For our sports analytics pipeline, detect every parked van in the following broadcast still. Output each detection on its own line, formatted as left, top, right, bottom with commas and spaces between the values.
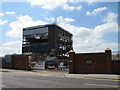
44, 56, 58, 69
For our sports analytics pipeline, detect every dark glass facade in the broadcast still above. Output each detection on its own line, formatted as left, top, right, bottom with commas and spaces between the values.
22, 24, 73, 60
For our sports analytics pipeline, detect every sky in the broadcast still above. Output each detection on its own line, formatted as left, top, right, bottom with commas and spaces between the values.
0, 0, 119, 57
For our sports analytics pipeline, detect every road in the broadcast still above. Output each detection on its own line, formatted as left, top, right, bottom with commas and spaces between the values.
1, 69, 119, 89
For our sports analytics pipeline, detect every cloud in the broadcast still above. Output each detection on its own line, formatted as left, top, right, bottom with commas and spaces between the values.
27, 0, 68, 10
0, 20, 8, 25
103, 12, 118, 23
76, 5, 82, 10
5, 11, 16, 15
0, 12, 4, 16
7, 15, 74, 38
27, 0, 82, 11
93, 7, 107, 15
87, 7, 107, 16
94, 22, 118, 34
64, 17, 75, 22
86, 11, 91, 16
62, 4, 75, 10
45, 16, 75, 23
82, 0, 119, 5
5, 12, 118, 55
57, 16, 75, 23
6, 15, 48, 38
84, 0, 97, 5
58, 22, 118, 52
0, 11, 16, 17
1, 41, 21, 57
45, 17, 55, 22
58, 12, 118, 52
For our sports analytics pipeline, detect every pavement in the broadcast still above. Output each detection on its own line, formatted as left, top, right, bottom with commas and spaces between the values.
1, 68, 120, 81
65, 74, 120, 81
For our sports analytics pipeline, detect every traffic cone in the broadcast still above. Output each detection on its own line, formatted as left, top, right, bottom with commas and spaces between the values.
55, 67, 57, 70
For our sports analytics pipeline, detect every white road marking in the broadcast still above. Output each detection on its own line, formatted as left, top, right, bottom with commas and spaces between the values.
56, 76, 65, 77
38, 74, 49, 76
84, 83, 119, 88
26, 78, 35, 80
37, 74, 65, 77
0, 85, 6, 87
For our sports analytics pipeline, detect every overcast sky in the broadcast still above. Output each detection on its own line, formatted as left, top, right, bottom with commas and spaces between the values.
0, 0, 119, 56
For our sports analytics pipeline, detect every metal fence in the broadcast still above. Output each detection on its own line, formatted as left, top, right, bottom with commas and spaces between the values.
112, 51, 120, 61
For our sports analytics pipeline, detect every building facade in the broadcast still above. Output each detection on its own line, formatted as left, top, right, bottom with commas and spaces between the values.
22, 23, 73, 61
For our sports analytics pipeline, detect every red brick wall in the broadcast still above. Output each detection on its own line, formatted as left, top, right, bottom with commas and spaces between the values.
69, 52, 75, 73
2, 55, 30, 70
69, 49, 112, 74
13, 55, 29, 70
112, 61, 120, 74
74, 53, 106, 73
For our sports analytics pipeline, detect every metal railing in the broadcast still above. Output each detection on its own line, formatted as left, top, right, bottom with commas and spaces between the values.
112, 51, 120, 61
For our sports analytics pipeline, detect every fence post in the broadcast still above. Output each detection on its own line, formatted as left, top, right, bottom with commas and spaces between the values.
69, 50, 75, 74
105, 48, 112, 73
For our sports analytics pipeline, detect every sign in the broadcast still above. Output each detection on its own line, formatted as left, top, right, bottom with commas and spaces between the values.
85, 58, 93, 65
28, 56, 31, 62
86, 60, 92, 64
29, 56, 31, 59
69, 60, 72, 63
60, 62, 64, 66
34, 61, 45, 69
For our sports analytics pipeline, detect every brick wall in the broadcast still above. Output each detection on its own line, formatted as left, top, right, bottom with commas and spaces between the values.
2, 55, 30, 70
74, 53, 106, 73
69, 48, 117, 74
13, 55, 29, 70
112, 61, 120, 74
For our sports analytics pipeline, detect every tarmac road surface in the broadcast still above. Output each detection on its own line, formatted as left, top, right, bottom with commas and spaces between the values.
1, 69, 120, 89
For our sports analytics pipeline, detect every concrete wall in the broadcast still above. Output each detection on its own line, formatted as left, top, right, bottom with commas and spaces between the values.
69, 49, 119, 74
